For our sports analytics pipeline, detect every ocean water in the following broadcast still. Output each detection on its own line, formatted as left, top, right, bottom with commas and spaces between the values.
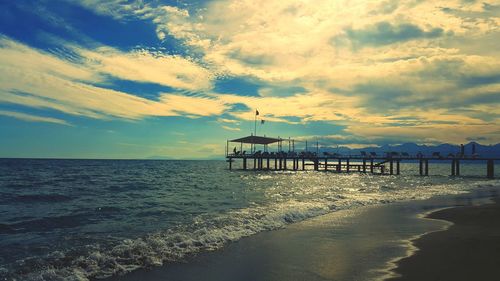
0, 159, 499, 281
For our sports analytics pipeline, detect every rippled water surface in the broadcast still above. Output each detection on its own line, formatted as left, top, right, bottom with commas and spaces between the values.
0, 159, 498, 280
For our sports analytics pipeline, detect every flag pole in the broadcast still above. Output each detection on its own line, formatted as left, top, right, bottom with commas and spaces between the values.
254, 114, 257, 137
253, 110, 257, 154
254, 109, 258, 137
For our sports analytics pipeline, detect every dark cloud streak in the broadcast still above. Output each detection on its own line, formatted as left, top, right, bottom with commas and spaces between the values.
343, 22, 445, 47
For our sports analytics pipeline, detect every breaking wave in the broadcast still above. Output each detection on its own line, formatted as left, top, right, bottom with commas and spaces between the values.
1, 159, 499, 281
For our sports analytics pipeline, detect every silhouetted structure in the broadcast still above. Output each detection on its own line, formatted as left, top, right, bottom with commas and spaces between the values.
225, 135, 498, 178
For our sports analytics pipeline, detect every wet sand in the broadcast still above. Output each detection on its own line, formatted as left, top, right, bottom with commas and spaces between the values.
105, 204, 441, 281
104, 187, 499, 281
391, 198, 500, 281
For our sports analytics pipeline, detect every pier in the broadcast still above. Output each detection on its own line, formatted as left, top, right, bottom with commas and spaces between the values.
225, 136, 498, 178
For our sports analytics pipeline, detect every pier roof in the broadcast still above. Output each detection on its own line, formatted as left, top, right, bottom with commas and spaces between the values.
230, 135, 281, 145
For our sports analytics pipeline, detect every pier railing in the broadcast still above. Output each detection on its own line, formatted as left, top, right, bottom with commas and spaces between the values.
226, 153, 497, 178
225, 135, 497, 178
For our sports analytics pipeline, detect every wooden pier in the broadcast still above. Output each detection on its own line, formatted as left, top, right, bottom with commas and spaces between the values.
225, 136, 498, 178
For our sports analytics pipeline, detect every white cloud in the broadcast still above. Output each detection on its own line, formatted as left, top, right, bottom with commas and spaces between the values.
77, 46, 213, 91
345, 123, 500, 144
221, 125, 241, 131
0, 110, 72, 126
217, 91, 362, 124
3, 0, 500, 145
0, 36, 226, 120
217, 118, 240, 124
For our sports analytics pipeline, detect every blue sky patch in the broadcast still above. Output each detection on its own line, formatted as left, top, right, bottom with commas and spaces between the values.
214, 76, 263, 96
92, 76, 177, 101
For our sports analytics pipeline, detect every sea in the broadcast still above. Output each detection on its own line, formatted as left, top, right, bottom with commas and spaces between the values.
0, 158, 499, 281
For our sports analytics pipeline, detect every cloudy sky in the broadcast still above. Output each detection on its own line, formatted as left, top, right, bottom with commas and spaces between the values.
0, 0, 499, 158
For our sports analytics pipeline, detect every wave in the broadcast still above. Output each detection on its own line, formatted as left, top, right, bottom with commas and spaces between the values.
11, 194, 73, 203
4, 179, 500, 281
3, 200, 334, 280
3, 214, 91, 234
2, 206, 122, 234
0, 224, 16, 234
0, 193, 72, 205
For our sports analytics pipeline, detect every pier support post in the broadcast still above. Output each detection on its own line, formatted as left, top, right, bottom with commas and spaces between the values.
229, 158, 232, 170
396, 160, 400, 175
279, 158, 282, 170
284, 158, 287, 170
253, 158, 256, 170
487, 160, 494, 178
337, 159, 342, 172
275, 158, 278, 170
390, 160, 394, 175
243, 158, 247, 170
302, 158, 305, 171
314, 159, 319, 171
363, 159, 366, 173
425, 160, 429, 176
419, 160, 423, 176
455, 160, 460, 176
346, 159, 350, 173
325, 158, 328, 171
451, 159, 456, 176
267, 158, 270, 170
370, 159, 374, 173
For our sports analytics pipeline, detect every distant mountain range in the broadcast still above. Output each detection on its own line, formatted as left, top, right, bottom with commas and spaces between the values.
321, 142, 500, 158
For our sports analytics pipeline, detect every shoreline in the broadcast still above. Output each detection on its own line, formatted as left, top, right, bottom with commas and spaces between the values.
376, 208, 454, 281
389, 196, 500, 281
105, 186, 500, 281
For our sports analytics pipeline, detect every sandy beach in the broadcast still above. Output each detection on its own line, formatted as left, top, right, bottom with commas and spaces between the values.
390, 196, 500, 281
105, 186, 500, 281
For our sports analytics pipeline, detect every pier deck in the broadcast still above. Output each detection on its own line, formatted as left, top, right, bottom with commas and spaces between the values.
226, 154, 497, 178
225, 135, 498, 178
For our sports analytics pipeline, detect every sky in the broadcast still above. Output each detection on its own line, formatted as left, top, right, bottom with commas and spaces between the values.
0, 0, 499, 159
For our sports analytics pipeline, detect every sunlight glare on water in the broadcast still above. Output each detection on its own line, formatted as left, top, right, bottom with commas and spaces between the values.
0, 159, 498, 280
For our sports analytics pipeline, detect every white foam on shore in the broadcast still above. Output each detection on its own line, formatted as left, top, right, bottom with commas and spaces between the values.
14, 178, 500, 281
373, 194, 499, 281
373, 210, 454, 281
